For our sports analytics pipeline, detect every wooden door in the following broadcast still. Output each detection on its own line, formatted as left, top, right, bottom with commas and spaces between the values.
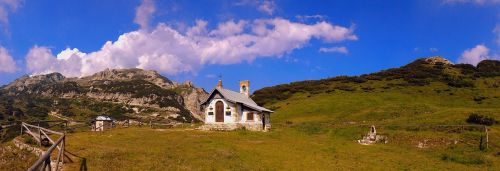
215, 101, 224, 122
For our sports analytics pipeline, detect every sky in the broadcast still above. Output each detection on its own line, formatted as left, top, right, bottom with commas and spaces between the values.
0, 0, 499, 92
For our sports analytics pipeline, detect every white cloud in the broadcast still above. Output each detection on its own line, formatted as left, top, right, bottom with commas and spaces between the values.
258, 0, 275, 15
234, 0, 277, 15
429, 48, 439, 53
0, 0, 22, 33
0, 45, 17, 72
209, 20, 247, 37
134, 0, 156, 30
457, 44, 498, 65
296, 15, 327, 22
25, 2, 357, 78
319, 46, 349, 54
25, 46, 85, 76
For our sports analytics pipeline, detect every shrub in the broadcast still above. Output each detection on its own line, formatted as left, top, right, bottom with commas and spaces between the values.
406, 78, 430, 86
22, 134, 35, 145
466, 113, 497, 126
476, 60, 500, 77
361, 86, 375, 91
349, 77, 368, 83
361, 74, 383, 81
444, 76, 474, 88
473, 95, 486, 103
453, 64, 477, 76
335, 85, 356, 91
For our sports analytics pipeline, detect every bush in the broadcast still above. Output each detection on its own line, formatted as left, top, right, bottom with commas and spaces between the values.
473, 96, 486, 102
466, 113, 497, 126
406, 78, 430, 86
444, 76, 474, 88
22, 134, 36, 145
361, 74, 383, 81
335, 85, 356, 91
349, 77, 368, 83
476, 60, 500, 77
361, 86, 375, 91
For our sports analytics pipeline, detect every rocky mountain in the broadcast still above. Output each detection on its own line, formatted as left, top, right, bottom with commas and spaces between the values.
0, 68, 208, 123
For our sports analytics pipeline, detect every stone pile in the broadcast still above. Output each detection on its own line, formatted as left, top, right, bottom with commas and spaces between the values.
357, 125, 388, 145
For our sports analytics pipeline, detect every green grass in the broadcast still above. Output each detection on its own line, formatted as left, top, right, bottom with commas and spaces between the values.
3, 61, 500, 170
267, 79, 500, 125
62, 126, 498, 170
0, 142, 38, 171
57, 77, 500, 170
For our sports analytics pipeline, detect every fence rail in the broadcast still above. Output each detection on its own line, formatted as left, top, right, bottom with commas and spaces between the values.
21, 122, 66, 171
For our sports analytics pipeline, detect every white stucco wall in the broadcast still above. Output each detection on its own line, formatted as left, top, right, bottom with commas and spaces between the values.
205, 98, 238, 123
241, 109, 261, 123
204, 98, 266, 125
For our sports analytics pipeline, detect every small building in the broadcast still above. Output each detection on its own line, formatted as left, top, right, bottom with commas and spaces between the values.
200, 80, 273, 131
92, 115, 115, 131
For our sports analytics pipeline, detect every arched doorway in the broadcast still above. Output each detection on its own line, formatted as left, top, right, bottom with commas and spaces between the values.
215, 101, 224, 122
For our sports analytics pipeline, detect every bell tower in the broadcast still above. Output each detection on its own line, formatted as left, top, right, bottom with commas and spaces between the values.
217, 80, 223, 88
240, 80, 250, 97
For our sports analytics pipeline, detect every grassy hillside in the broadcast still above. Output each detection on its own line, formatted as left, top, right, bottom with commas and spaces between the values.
5, 58, 500, 170
260, 78, 499, 125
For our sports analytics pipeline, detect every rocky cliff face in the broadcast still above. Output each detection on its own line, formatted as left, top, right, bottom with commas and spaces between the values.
2, 68, 207, 123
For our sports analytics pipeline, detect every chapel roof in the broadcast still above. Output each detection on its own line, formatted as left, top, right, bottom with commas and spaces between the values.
202, 87, 273, 113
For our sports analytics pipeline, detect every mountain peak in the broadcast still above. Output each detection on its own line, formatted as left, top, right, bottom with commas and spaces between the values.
79, 68, 176, 89
4, 72, 65, 90
422, 56, 453, 65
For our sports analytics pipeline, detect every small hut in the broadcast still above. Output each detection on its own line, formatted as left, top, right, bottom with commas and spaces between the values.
92, 115, 115, 131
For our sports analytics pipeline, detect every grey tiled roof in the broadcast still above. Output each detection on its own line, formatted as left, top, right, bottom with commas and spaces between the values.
95, 116, 114, 121
202, 87, 273, 113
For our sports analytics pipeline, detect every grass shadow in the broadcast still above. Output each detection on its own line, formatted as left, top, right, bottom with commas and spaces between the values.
64, 150, 87, 171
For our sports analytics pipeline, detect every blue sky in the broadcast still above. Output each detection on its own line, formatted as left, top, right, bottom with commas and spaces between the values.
0, 0, 499, 92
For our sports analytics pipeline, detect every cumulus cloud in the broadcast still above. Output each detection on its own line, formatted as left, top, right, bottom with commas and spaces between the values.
258, 0, 275, 15
296, 15, 327, 22
319, 46, 349, 54
0, 45, 17, 72
209, 20, 247, 37
457, 44, 498, 65
25, 1, 357, 77
134, 0, 156, 30
0, 0, 22, 33
25, 46, 86, 76
236, 0, 276, 15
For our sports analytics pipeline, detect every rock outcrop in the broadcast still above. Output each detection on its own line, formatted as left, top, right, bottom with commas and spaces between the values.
423, 56, 453, 65
2, 68, 208, 123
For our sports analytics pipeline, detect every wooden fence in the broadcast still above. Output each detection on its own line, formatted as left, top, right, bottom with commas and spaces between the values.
21, 122, 66, 171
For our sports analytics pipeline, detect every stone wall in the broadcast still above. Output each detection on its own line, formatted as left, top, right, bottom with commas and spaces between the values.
198, 123, 270, 132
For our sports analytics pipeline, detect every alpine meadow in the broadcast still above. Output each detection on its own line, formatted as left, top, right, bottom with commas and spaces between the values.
1, 0, 500, 170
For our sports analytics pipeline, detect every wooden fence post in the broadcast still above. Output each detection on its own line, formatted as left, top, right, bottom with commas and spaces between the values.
485, 126, 489, 150
38, 121, 42, 146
